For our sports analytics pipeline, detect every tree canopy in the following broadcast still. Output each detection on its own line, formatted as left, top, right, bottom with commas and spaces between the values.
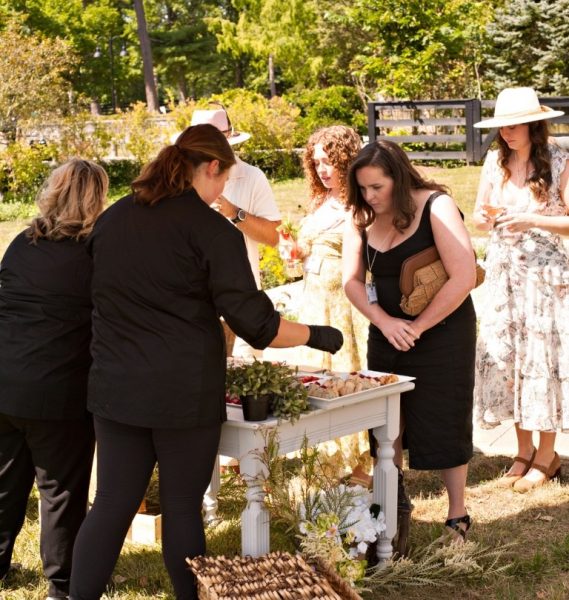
0, 20, 75, 139
485, 0, 569, 95
0, 0, 567, 123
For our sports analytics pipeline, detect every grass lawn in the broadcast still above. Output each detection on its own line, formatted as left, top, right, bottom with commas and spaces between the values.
0, 220, 28, 258
0, 165, 482, 260
2, 453, 568, 599
268, 164, 481, 236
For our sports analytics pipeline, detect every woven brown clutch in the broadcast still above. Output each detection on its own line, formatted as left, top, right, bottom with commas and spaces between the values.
399, 245, 485, 316
186, 551, 363, 600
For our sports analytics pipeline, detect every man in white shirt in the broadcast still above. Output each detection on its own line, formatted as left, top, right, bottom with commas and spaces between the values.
177, 107, 282, 355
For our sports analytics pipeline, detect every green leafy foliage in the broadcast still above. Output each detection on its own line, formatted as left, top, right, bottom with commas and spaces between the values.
103, 160, 141, 191
286, 86, 367, 145
0, 201, 36, 222
0, 20, 76, 140
0, 141, 57, 203
212, 90, 303, 179
349, 0, 495, 99
119, 101, 166, 165
259, 244, 289, 290
485, 0, 569, 94
225, 360, 310, 422
56, 112, 114, 163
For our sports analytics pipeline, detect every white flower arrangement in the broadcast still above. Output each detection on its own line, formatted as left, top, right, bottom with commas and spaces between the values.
297, 483, 386, 586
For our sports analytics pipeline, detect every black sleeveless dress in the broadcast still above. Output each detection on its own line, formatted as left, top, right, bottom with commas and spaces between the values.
365, 194, 476, 470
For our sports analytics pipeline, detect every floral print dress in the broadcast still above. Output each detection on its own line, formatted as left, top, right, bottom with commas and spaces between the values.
474, 144, 569, 432
296, 198, 370, 472
296, 198, 368, 373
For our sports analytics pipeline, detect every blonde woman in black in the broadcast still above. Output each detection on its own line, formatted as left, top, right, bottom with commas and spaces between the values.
0, 159, 108, 599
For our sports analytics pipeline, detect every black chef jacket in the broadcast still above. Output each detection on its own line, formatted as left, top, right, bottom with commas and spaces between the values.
86, 189, 280, 429
0, 231, 93, 419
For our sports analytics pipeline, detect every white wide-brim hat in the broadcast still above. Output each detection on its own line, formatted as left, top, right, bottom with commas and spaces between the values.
170, 108, 251, 145
474, 87, 565, 128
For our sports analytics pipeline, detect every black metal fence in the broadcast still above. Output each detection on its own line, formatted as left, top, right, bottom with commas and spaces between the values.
367, 97, 569, 163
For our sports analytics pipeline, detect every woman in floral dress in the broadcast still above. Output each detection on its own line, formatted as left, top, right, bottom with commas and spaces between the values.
294, 125, 370, 476
295, 125, 368, 373
473, 87, 569, 492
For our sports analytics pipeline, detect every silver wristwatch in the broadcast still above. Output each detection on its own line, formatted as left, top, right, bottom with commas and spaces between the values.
231, 209, 247, 224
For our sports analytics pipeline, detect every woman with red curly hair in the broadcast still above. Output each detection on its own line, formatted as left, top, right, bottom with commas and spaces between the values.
295, 125, 368, 373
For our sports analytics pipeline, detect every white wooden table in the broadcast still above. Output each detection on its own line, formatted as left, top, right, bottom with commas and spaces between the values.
204, 377, 415, 562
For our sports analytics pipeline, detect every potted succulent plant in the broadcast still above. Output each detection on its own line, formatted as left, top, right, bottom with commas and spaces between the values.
226, 360, 311, 423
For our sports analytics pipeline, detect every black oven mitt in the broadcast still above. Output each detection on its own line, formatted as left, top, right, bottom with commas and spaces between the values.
306, 325, 344, 354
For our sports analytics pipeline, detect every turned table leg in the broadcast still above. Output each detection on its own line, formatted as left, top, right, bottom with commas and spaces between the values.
239, 449, 269, 557
203, 454, 221, 523
372, 394, 400, 562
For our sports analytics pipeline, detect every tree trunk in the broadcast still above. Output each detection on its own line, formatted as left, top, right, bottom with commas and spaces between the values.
176, 77, 188, 103
235, 61, 244, 88
90, 100, 101, 116
133, 0, 159, 113
268, 54, 276, 98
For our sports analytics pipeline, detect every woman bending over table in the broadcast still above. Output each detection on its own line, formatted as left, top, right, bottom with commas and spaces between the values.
68, 124, 342, 600
342, 140, 477, 543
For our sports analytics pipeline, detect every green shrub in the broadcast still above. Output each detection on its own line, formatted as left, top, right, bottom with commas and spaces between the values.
168, 99, 198, 137
173, 89, 303, 180
0, 141, 57, 203
56, 112, 113, 162
0, 201, 36, 221
103, 159, 141, 190
118, 101, 166, 165
286, 86, 367, 145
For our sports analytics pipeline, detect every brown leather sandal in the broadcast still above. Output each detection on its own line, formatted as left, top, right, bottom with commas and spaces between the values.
495, 447, 536, 488
513, 452, 562, 493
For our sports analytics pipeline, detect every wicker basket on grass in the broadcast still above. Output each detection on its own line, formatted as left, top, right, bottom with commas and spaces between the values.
186, 551, 362, 600
221, 319, 236, 357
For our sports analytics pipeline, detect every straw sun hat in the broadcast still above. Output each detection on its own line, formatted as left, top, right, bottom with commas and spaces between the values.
474, 87, 565, 128
171, 108, 251, 145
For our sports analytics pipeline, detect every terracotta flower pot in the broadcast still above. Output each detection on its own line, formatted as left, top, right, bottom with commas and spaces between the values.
241, 394, 271, 421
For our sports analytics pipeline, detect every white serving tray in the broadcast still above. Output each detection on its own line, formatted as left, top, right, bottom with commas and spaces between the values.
305, 369, 415, 409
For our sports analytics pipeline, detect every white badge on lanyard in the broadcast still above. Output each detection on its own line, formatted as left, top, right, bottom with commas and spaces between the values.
304, 254, 322, 275
365, 271, 378, 304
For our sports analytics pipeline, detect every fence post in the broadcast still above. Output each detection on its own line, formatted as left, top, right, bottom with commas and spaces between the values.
368, 103, 377, 142
464, 99, 482, 163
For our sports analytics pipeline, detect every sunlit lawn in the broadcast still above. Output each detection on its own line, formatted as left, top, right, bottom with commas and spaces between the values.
0, 165, 482, 260
2, 453, 568, 599
270, 164, 481, 236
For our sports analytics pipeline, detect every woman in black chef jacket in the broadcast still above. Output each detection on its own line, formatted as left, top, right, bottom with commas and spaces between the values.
0, 159, 108, 599
69, 124, 343, 600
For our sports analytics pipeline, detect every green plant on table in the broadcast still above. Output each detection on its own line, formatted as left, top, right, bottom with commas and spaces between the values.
225, 360, 310, 423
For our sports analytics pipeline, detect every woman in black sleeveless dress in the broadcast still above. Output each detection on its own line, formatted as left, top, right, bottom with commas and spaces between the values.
342, 140, 476, 541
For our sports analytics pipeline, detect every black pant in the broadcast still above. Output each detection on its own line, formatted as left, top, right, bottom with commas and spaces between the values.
0, 412, 95, 598
69, 416, 221, 600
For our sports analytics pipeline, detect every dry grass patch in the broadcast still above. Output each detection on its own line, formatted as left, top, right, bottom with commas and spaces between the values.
1, 453, 567, 599
382, 453, 569, 600
0, 220, 27, 258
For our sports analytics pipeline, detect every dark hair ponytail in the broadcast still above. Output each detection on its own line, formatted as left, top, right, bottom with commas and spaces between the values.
132, 124, 235, 206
